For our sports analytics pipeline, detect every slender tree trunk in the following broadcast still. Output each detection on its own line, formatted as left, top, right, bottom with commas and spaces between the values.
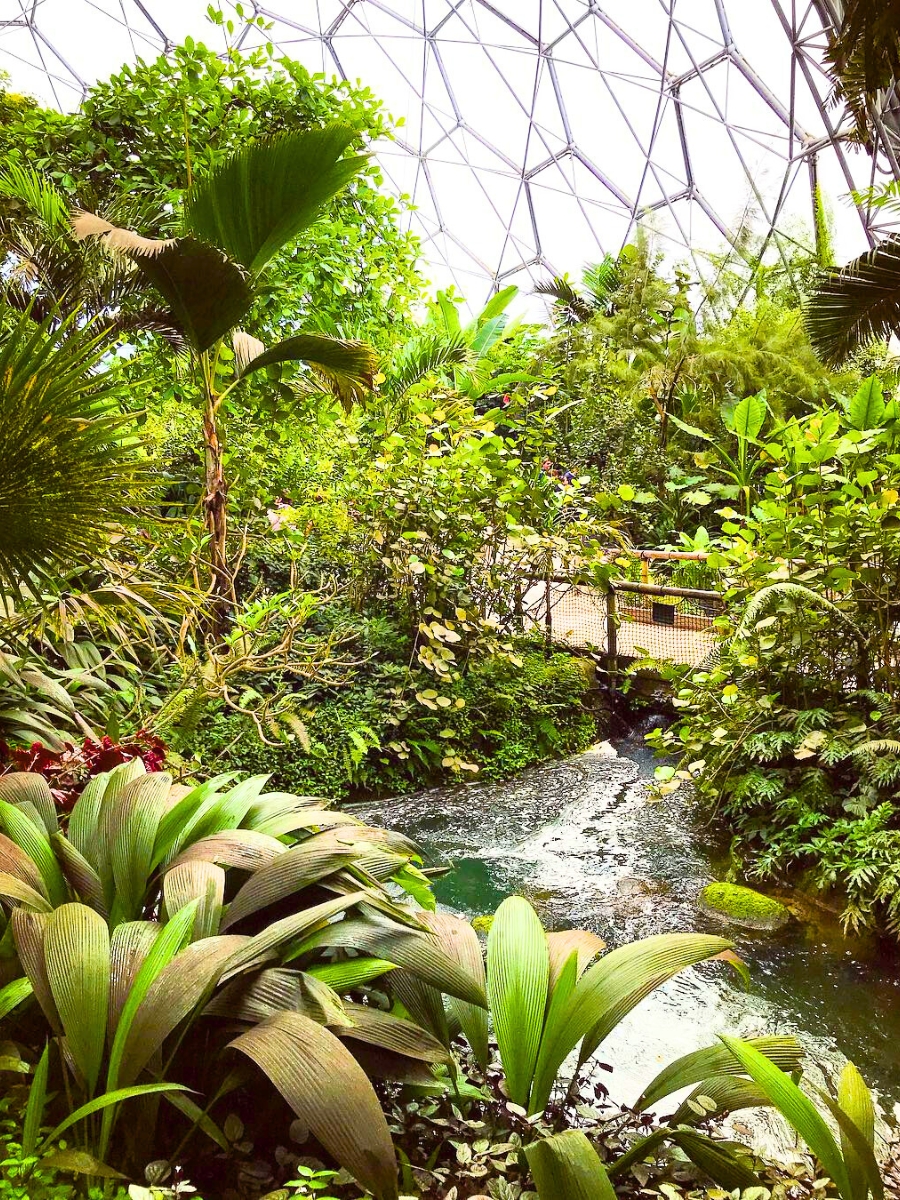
202, 392, 233, 639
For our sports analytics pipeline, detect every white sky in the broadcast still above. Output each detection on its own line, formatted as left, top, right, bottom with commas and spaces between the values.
0, 0, 893, 315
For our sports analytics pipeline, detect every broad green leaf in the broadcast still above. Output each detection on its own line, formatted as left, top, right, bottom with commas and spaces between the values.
487, 897, 549, 1108
221, 892, 369, 981
39, 1150, 124, 1178
229, 1011, 398, 1200
110, 773, 173, 922
103, 900, 198, 1129
389, 970, 449, 1049
525, 1129, 616, 1200
848, 375, 886, 430
0, 975, 33, 1020
670, 1129, 763, 1189
421, 911, 488, 1070
183, 126, 366, 273
163, 861, 225, 940
0, 870, 52, 911
45, 903, 110, 1094
546, 930, 606, 989
306, 956, 397, 991
670, 1075, 772, 1126
162, 1089, 229, 1152
826, 1064, 882, 1200
337, 1002, 449, 1063
151, 772, 239, 868
295, 913, 487, 1006
476, 284, 518, 325
0, 773, 58, 835
0, 800, 67, 906
22, 1043, 49, 1157
117, 936, 245, 1083
95, 758, 146, 893
11, 909, 61, 1032
220, 838, 361, 930
730, 392, 767, 441
470, 313, 509, 356
52, 835, 105, 913
720, 1035, 851, 1197
204, 966, 331, 1024
531, 933, 732, 1113
167, 827, 286, 872
108, 921, 161, 1036
0, 830, 47, 895
66, 771, 112, 865
637, 1035, 803, 1111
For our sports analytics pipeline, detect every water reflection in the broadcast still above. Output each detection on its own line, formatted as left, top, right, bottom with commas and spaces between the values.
352, 740, 900, 1121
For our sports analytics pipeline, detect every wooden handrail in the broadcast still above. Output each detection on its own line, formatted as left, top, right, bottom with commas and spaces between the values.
613, 580, 723, 602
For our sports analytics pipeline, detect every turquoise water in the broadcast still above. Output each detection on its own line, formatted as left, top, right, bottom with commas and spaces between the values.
354, 737, 900, 1130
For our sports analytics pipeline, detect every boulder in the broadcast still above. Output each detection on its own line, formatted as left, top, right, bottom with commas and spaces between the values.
699, 881, 792, 931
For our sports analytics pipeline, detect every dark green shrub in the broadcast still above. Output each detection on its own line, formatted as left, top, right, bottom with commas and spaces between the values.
192, 645, 599, 800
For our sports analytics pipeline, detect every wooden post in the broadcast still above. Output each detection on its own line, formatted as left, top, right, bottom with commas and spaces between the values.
606, 584, 619, 684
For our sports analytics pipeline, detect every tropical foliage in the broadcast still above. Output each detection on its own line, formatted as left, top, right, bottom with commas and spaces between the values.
0, 8, 898, 1195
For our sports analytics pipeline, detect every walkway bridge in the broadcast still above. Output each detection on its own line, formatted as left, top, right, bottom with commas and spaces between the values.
522, 551, 724, 674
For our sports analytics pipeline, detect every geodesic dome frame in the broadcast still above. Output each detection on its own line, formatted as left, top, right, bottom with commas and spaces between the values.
2, 1, 900, 303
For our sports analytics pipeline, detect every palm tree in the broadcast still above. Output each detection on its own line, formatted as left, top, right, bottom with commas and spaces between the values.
0, 305, 145, 592
825, 0, 900, 137
0, 162, 182, 342
74, 126, 378, 634
534, 254, 621, 327
805, 234, 900, 364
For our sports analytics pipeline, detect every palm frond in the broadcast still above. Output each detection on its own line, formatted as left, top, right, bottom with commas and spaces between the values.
582, 254, 621, 313
806, 235, 900, 365
0, 164, 69, 236
95, 308, 186, 350
0, 307, 147, 591
826, 0, 900, 107
385, 329, 470, 398
183, 126, 366, 274
533, 277, 595, 325
238, 331, 378, 409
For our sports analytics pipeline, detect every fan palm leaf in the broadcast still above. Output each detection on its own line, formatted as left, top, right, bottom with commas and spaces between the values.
183, 125, 367, 274
806, 234, 900, 365
0, 307, 146, 592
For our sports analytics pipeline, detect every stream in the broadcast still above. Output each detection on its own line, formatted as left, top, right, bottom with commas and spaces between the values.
353, 728, 900, 1150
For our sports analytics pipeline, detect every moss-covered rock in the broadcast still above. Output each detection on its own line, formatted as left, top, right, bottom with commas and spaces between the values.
699, 882, 792, 931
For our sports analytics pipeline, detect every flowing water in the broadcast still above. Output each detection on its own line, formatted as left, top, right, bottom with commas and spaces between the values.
353, 728, 900, 1149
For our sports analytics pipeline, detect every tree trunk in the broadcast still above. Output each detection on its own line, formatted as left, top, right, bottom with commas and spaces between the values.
203, 397, 233, 638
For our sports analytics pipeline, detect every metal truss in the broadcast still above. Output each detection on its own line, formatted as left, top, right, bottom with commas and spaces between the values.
2, 0, 899, 303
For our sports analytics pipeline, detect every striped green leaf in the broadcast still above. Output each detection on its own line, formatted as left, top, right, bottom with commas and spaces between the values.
525, 1130, 616, 1200
720, 1035, 851, 1198
45, 903, 110, 1094
487, 898, 549, 1109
